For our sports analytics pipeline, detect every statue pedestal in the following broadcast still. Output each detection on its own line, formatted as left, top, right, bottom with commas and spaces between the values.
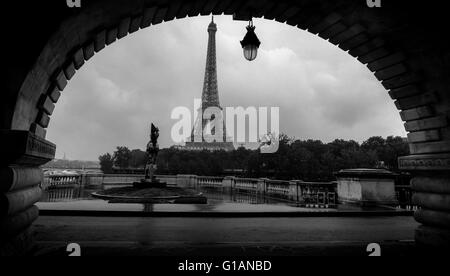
133, 179, 167, 189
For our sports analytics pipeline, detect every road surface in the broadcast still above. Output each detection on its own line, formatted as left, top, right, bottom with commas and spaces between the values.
33, 216, 419, 256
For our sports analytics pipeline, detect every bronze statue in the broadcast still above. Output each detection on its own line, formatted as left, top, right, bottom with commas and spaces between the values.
144, 123, 159, 181
134, 123, 166, 188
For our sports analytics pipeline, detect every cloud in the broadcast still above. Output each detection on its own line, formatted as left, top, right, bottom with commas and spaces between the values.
46, 15, 406, 161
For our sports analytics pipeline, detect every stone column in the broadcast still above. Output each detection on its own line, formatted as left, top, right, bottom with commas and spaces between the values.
257, 178, 268, 194
0, 130, 55, 256
289, 180, 300, 202
399, 154, 450, 249
222, 176, 235, 192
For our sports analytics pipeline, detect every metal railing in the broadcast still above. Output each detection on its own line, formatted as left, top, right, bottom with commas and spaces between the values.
395, 185, 417, 211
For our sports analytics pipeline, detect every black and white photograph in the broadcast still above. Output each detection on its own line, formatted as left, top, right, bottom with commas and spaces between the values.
1, 0, 450, 263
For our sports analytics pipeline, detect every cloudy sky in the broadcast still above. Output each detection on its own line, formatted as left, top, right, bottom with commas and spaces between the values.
46, 15, 406, 161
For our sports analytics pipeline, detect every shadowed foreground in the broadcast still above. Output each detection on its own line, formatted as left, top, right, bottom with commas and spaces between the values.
33, 216, 419, 256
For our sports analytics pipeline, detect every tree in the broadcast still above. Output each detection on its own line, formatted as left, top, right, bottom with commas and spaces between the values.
98, 153, 114, 173
129, 149, 148, 168
98, 134, 408, 178
383, 136, 410, 170
113, 146, 132, 168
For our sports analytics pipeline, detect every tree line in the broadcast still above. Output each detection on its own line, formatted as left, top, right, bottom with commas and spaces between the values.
98, 135, 409, 182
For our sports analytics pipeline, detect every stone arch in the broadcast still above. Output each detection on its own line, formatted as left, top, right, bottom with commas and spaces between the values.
2, 0, 449, 254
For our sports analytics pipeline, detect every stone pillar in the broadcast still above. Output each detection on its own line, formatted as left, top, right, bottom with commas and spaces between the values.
222, 176, 235, 192
289, 180, 300, 202
257, 178, 268, 194
176, 175, 198, 189
0, 130, 55, 256
399, 154, 450, 248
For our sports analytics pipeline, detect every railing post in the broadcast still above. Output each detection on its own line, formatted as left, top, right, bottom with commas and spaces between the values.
257, 178, 267, 194
289, 180, 300, 202
223, 176, 235, 192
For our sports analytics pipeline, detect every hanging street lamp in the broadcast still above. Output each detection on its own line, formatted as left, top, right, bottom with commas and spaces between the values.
240, 19, 261, 61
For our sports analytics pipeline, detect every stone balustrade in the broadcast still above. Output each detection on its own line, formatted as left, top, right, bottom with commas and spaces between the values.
42, 173, 415, 210
41, 174, 81, 190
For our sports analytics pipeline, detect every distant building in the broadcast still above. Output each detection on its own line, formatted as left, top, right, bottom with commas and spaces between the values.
183, 17, 235, 152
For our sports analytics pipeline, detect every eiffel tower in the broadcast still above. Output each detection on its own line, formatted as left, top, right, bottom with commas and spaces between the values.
184, 17, 235, 152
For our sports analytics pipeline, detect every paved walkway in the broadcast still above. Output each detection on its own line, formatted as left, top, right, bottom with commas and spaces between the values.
33, 216, 419, 256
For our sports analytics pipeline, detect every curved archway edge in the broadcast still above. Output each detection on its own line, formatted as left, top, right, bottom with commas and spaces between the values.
1, 0, 450, 253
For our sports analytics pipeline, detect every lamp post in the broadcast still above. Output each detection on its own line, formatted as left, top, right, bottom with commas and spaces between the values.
240, 19, 261, 61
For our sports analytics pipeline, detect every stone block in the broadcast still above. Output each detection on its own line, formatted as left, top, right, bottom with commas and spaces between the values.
54, 70, 68, 91
0, 167, 43, 193
83, 42, 95, 60
339, 33, 369, 51
0, 186, 42, 217
335, 169, 398, 206
177, 0, 193, 18
73, 48, 85, 70
395, 92, 437, 110
413, 192, 450, 212
400, 106, 434, 121
201, 0, 220, 16
94, 30, 106, 52
36, 111, 50, 128
141, 7, 158, 28
368, 53, 405, 72
190, 0, 209, 17
411, 175, 450, 194
409, 141, 450, 155
308, 13, 341, 34
0, 206, 38, 240
382, 72, 422, 90
153, 7, 168, 24
106, 28, 118, 45
165, 1, 182, 20
399, 154, 450, 171
0, 130, 56, 166
29, 123, 46, 138
48, 86, 61, 103
405, 116, 447, 132
63, 62, 76, 81
318, 22, 346, 40
117, 17, 131, 39
389, 85, 422, 100
415, 208, 450, 229
349, 38, 385, 58
375, 64, 408, 81
212, 0, 234, 15
129, 15, 143, 33
277, 6, 301, 22
407, 129, 440, 143
38, 95, 55, 116
329, 24, 365, 45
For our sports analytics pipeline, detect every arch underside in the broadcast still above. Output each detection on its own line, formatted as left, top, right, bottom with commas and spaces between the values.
4, 0, 450, 158
1, 0, 450, 251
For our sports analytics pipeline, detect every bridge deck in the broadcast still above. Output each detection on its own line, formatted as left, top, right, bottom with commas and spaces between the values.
33, 216, 418, 256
